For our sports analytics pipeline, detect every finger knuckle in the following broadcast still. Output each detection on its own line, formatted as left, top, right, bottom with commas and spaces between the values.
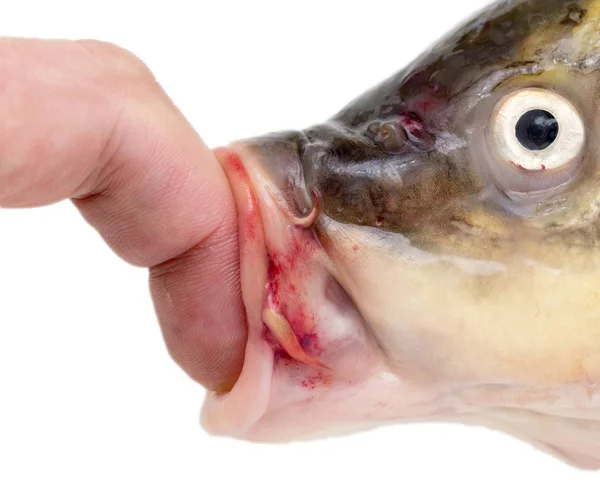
75, 39, 156, 83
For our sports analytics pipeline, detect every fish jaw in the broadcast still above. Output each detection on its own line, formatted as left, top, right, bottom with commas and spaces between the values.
198, 140, 600, 470
200, 144, 462, 442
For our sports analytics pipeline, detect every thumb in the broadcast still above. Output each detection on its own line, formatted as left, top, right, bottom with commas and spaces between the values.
0, 38, 247, 392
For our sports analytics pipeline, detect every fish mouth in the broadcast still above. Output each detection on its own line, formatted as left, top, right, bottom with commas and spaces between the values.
201, 138, 397, 440
232, 131, 317, 220
202, 141, 600, 469
216, 135, 331, 371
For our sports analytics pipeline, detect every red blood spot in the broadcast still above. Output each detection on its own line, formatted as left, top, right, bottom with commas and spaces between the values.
221, 150, 259, 240
264, 236, 323, 363
229, 156, 243, 173
300, 332, 323, 355
541, 164, 546, 170
300, 371, 333, 390
398, 111, 435, 149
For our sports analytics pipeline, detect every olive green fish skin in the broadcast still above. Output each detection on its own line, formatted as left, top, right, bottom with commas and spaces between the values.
246, 1, 600, 248
265, 0, 599, 266
335, 0, 588, 126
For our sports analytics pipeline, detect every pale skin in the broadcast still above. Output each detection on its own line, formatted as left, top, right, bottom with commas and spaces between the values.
0, 38, 247, 393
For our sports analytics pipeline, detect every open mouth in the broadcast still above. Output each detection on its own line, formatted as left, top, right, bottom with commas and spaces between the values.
200, 144, 390, 441
215, 144, 330, 371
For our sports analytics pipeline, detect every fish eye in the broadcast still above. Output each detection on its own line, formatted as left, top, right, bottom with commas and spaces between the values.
485, 88, 586, 195
489, 88, 585, 171
514, 109, 558, 152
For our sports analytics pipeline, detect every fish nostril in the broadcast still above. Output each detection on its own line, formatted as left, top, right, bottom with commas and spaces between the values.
366, 119, 408, 153
363, 113, 436, 152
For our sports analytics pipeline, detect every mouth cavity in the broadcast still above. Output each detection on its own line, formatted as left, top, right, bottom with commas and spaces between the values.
202, 142, 383, 441
213, 145, 328, 370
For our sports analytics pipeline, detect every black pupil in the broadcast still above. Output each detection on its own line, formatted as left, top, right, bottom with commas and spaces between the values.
515, 109, 559, 151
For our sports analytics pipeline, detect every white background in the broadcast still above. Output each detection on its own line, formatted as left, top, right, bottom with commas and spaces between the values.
0, 1, 595, 479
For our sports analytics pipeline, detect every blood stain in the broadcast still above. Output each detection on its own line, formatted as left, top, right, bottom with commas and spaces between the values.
300, 371, 333, 390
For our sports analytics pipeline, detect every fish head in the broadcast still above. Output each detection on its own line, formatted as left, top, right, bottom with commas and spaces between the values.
205, 0, 600, 469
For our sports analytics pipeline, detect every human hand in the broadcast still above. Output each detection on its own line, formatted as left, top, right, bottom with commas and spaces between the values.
0, 37, 247, 393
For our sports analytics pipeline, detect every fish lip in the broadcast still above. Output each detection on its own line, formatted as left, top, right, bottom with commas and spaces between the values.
233, 131, 316, 216
205, 144, 274, 434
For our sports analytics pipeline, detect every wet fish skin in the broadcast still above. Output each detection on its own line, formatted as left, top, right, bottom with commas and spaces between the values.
204, 0, 600, 470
